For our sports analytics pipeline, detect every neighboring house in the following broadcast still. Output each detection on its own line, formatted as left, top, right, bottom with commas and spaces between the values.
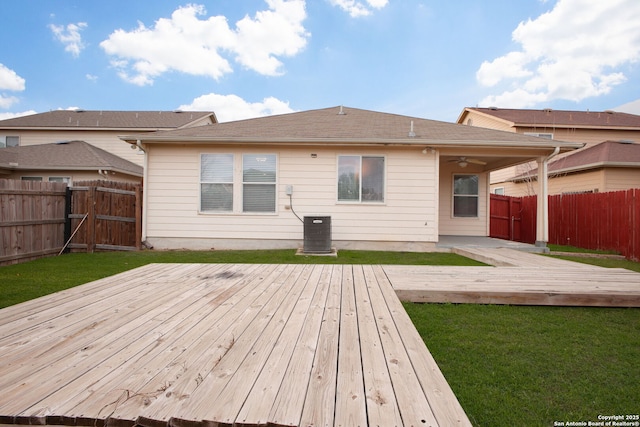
121, 106, 581, 251
456, 107, 640, 195
0, 140, 143, 184
509, 140, 640, 195
0, 110, 217, 166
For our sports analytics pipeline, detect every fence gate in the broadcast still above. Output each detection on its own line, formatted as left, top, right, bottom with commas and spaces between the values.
67, 180, 142, 253
489, 194, 523, 241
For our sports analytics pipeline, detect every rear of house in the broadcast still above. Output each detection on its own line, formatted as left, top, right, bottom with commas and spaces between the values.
125, 106, 580, 251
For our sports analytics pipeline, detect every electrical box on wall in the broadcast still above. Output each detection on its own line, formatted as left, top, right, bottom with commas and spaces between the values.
285, 185, 293, 195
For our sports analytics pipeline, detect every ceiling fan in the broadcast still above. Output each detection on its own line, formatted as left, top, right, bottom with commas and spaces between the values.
448, 156, 487, 168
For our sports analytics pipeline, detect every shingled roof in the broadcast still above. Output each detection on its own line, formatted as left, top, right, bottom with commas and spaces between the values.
121, 106, 583, 151
0, 140, 143, 176
460, 107, 640, 130
511, 140, 640, 180
0, 110, 217, 130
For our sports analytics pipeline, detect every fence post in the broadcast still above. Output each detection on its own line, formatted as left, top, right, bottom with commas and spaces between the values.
87, 186, 96, 253
135, 184, 142, 250
63, 186, 72, 254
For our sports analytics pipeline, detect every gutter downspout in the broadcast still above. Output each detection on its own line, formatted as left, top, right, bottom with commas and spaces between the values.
137, 139, 149, 245
536, 146, 560, 248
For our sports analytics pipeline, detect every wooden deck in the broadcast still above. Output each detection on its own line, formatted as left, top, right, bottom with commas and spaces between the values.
0, 263, 471, 427
391, 248, 640, 307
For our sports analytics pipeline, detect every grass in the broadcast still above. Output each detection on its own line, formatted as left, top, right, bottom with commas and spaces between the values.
404, 303, 640, 426
1, 248, 639, 426
0, 249, 483, 308
547, 244, 640, 273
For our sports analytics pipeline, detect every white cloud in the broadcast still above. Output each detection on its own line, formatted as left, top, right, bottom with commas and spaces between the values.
0, 110, 37, 120
614, 99, 640, 115
178, 93, 295, 122
85, 74, 98, 82
0, 64, 26, 92
477, 0, 640, 108
100, 1, 308, 86
0, 63, 26, 109
49, 22, 88, 57
328, 0, 388, 17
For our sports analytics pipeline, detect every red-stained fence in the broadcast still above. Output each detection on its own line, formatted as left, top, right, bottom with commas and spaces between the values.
490, 189, 640, 261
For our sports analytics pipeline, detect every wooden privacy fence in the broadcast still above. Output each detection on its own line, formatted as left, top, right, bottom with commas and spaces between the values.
0, 179, 142, 266
0, 180, 68, 265
67, 180, 142, 253
490, 189, 640, 261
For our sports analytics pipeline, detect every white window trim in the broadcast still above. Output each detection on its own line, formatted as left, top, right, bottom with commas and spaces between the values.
199, 152, 278, 215
336, 154, 386, 204
452, 173, 480, 218
524, 132, 554, 140
242, 153, 278, 214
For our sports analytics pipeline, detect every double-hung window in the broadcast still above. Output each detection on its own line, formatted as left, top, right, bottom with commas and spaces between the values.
201, 154, 234, 212
453, 174, 479, 217
243, 154, 276, 212
200, 153, 277, 213
337, 155, 385, 203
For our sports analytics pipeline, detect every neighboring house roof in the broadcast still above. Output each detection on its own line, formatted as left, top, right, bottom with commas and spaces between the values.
122, 106, 584, 151
0, 110, 217, 130
458, 107, 640, 130
0, 140, 143, 176
511, 140, 640, 180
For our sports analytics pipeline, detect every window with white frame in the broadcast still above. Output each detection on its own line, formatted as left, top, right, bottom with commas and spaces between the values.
337, 155, 385, 203
49, 177, 71, 184
453, 174, 479, 217
243, 154, 276, 212
524, 132, 553, 139
201, 154, 234, 212
200, 153, 277, 213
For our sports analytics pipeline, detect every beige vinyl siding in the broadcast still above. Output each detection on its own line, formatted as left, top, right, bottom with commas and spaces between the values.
493, 168, 640, 195
438, 162, 488, 236
603, 168, 640, 191
144, 145, 438, 249
517, 127, 639, 146
549, 170, 604, 194
463, 111, 514, 132
12, 130, 145, 166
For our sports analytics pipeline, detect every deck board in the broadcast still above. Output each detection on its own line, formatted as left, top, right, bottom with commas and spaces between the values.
387, 251, 640, 307
2, 254, 636, 427
0, 263, 471, 427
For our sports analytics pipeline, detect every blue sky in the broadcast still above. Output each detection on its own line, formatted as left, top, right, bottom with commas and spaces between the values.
1, 0, 639, 122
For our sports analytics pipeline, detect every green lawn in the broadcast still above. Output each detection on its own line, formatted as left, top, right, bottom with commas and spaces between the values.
0, 249, 482, 308
1, 249, 639, 426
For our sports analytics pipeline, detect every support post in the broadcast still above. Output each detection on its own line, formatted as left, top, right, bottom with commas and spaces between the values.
536, 156, 549, 247
536, 147, 559, 249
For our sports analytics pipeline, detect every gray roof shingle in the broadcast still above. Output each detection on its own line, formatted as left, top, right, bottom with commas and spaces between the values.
463, 107, 640, 129
0, 110, 216, 130
123, 106, 583, 149
0, 140, 143, 176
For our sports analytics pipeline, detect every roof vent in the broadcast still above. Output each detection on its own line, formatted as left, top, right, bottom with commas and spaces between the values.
75, 109, 85, 113
408, 120, 416, 137
543, 108, 553, 113
618, 139, 635, 144
605, 110, 615, 114
338, 105, 346, 115
489, 106, 498, 110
